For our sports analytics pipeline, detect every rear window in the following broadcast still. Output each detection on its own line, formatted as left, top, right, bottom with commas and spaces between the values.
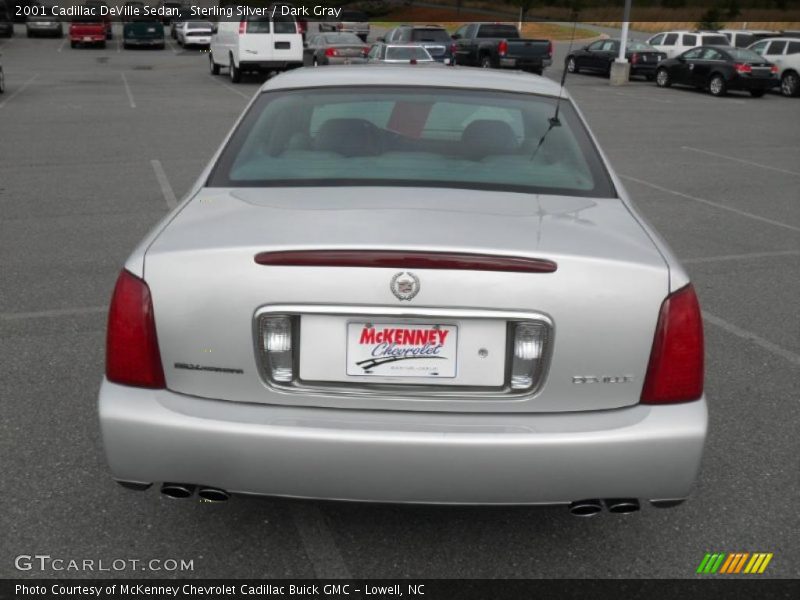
477, 24, 519, 39
702, 35, 729, 46
727, 48, 765, 61
788, 41, 800, 54
410, 29, 450, 43
682, 34, 697, 46
208, 86, 615, 198
385, 46, 430, 61
322, 33, 362, 45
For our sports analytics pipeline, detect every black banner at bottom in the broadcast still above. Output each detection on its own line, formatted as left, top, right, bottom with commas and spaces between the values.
2, 579, 800, 600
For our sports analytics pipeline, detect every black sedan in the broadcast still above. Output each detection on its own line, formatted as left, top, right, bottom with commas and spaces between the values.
566, 39, 666, 80
655, 46, 779, 97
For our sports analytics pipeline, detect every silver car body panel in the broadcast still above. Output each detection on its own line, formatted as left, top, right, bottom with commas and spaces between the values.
100, 380, 707, 504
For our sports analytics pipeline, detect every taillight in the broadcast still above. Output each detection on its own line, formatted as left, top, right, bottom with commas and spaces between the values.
770, 64, 778, 74
630, 52, 639, 64
336, 23, 343, 31
362, 46, 370, 56
239, 20, 247, 35
640, 285, 704, 404
450, 42, 457, 55
546, 40, 553, 58
498, 39, 508, 57
106, 270, 165, 389
734, 62, 751, 74
325, 47, 339, 57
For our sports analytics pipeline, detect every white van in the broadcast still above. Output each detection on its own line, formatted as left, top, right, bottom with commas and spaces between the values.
209, 13, 303, 83
646, 31, 730, 59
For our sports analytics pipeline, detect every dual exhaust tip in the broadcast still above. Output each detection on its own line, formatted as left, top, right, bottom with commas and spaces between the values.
569, 498, 640, 516
160, 483, 230, 502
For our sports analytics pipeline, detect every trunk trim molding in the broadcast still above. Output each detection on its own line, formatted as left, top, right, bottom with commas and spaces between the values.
252, 304, 554, 402
254, 250, 558, 273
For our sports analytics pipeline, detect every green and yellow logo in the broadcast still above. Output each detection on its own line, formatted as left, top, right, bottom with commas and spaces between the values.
697, 552, 773, 574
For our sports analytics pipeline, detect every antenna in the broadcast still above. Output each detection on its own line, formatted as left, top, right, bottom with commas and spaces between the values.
531, 19, 577, 162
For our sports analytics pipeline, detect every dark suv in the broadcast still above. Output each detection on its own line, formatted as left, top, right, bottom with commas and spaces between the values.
382, 25, 454, 63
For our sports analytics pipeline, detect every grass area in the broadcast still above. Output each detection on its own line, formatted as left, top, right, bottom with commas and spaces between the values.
591, 21, 800, 34
373, 7, 598, 40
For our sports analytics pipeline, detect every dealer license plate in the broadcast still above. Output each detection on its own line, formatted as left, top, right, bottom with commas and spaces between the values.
346, 322, 457, 378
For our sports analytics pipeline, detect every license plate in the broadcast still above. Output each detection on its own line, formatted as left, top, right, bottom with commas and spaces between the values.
83, 36, 92, 41
147, 27, 156, 32
346, 322, 457, 378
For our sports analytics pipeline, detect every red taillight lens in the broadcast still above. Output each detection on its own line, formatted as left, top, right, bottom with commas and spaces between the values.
734, 62, 751, 74
498, 39, 508, 56
546, 40, 553, 58
336, 23, 343, 31
641, 285, 704, 404
770, 64, 778, 74
239, 20, 247, 35
362, 46, 370, 56
106, 270, 165, 389
325, 47, 338, 57
630, 52, 639, 64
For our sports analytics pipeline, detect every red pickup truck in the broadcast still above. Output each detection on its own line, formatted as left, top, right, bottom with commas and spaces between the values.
70, 16, 107, 48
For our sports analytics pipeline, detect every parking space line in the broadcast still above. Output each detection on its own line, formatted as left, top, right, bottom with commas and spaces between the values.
622, 175, 800, 234
703, 311, 800, 368
0, 306, 107, 321
683, 250, 800, 264
150, 159, 178, 209
116, 38, 120, 53
166, 38, 180, 55
682, 146, 800, 178
209, 75, 251, 100
0, 74, 39, 109
57, 37, 68, 53
290, 504, 352, 579
120, 72, 136, 108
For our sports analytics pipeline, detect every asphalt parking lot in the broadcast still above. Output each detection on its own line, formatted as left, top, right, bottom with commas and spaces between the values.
1, 23, 799, 580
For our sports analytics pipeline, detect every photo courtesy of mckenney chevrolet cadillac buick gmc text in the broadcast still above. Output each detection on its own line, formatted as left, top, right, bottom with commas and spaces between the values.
99, 65, 706, 515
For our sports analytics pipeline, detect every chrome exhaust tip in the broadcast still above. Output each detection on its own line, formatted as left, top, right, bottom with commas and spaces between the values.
197, 487, 230, 502
569, 499, 603, 517
160, 483, 195, 499
605, 498, 640, 514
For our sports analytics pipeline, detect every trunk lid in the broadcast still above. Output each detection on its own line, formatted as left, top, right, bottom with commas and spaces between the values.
145, 188, 669, 413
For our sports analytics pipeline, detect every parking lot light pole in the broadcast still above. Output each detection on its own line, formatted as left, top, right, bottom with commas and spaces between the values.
609, 0, 633, 86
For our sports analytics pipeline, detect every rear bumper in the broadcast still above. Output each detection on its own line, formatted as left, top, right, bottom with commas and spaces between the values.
124, 38, 164, 46
239, 60, 303, 71
730, 75, 780, 91
499, 57, 552, 70
99, 379, 707, 505
71, 34, 105, 43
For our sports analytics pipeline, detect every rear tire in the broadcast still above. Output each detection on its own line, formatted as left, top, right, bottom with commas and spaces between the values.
70, 41, 77, 48
781, 71, 799, 97
749, 89, 765, 98
655, 67, 670, 87
209, 53, 220, 75
99, 41, 106, 49
229, 54, 241, 83
708, 74, 727, 96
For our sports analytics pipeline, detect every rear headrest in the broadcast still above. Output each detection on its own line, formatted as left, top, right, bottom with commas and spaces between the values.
460, 119, 519, 159
314, 118, 379, 157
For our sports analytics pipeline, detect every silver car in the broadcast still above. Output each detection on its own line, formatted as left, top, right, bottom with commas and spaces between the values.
99, 67, 707, 512
26, 15, 63, 38
176, 20, 213, 48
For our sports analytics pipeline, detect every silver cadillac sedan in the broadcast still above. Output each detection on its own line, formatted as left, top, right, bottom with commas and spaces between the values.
99, 66, 707, 514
